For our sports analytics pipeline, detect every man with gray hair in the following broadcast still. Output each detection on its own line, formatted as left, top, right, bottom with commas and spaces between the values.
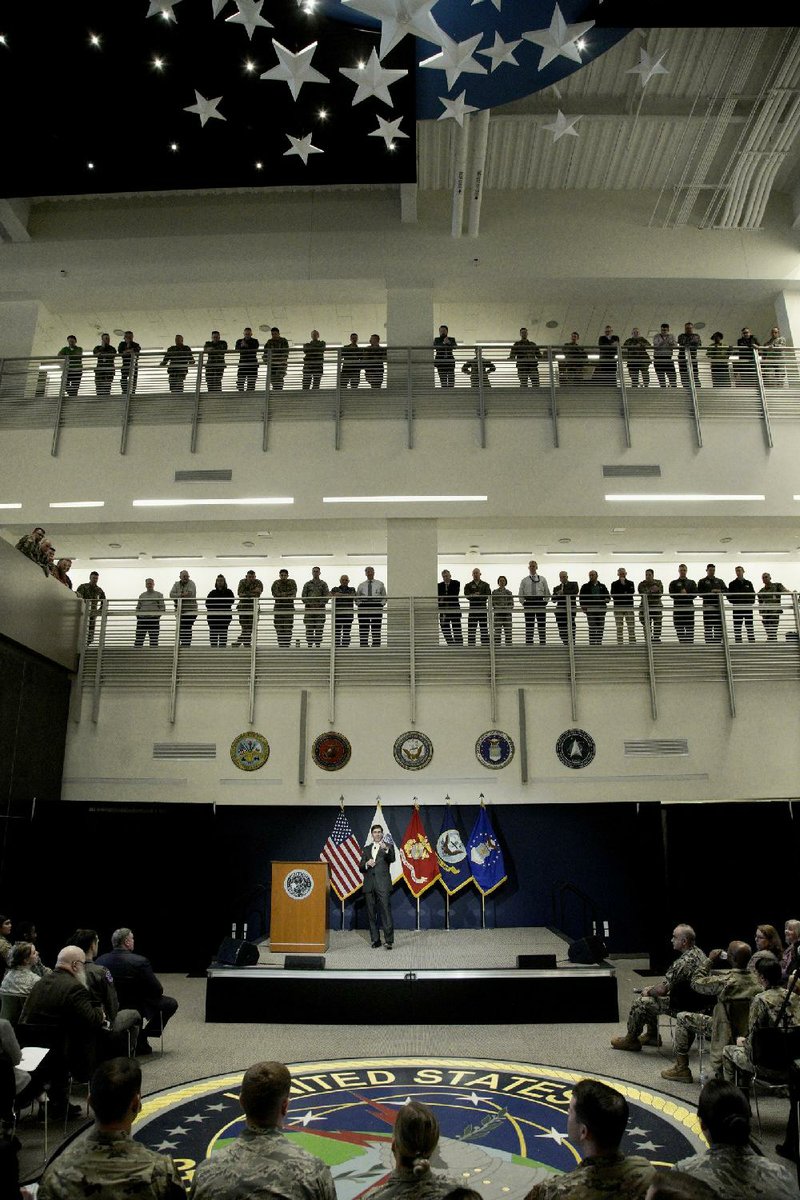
97, 929, 178, 1057
21, 944, 106, 1116
190, 1061, 336, 1200
611, 924, 707, 1052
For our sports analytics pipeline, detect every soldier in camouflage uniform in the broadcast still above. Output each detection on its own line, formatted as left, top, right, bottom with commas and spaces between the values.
15, 526, 47, 570
361, 1100, 459, 1200
234, 571, 263, 648
662, 940, 759, 1082
722, 955, 800, 1087
524, 1079, 655, 1200
76, 571, 106, 645
301, 566, 330, 648
271, 569, 297, 648
676, 1078, 800, 1199
190, 1061, 335, 1200
612, 924, 706, 1051
38, 1057, 185, 1199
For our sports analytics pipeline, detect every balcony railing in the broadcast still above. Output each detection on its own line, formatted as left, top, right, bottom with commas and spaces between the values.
74, 593, 800, 726
1, 343, 797, 454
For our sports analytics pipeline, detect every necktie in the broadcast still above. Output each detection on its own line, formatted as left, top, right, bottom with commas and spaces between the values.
368, 582, 372, 596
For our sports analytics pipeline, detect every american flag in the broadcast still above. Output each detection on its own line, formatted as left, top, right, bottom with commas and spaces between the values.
320, 808, 363, 901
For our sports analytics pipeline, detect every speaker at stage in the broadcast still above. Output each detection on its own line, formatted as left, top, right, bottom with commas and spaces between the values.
568, 935, 608, 964
215, 936, 260, 967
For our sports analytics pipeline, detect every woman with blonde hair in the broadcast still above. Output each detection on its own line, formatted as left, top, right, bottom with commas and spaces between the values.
364, 1101, 458, 1200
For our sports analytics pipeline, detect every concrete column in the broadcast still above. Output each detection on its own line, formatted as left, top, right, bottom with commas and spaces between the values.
386, 287, 434, 348
386, 518, 438, 597
0, 300, 50, 358
774, 290, 800, 347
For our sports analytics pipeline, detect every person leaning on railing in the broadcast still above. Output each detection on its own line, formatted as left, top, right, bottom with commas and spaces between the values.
706, 332, 731, 388
763, 326, 787, 388
301, 330, 326, 390
57, 334, 83, 396
135, 578, 165, 647
637, 569, 663, 643
508, 327, 542, 388
14, 525, 48, 572
92, 333, 116, 395
757, 573, 789, 641
622, 328, 652, 388
203, 330, 228, 392
160, 335, 195, 393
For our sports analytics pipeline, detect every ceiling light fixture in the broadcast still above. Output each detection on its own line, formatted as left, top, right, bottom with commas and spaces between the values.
49, 500, 105, 508
323, 495, 487, 503
0, 502, 22, 509
606, 494, 765, 502
132, 497, 293, 507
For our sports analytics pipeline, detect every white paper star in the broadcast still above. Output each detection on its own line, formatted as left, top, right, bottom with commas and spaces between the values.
535, 1126, 570, 1145
211, 0, 228, 14
472, 0, 502, 10
437, 91, 478, 126
340, 48, 407, 107
260, 41, 329, 100
369, 114, 409, 147
522, 3, 594, 71
419, 33, 486, 91
477, 31, 522, 72
342, 0, 444, 60
225, 0, 272, 40
146, 0, 183, 19
542, 109, 581, 141
626, 48, 668, 87
284, 132, 323, 164
183, 90, 227, 127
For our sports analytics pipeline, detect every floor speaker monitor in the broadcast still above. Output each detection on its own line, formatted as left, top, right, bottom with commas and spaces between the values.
284, 955, 326, 970
215, 937, 260, 967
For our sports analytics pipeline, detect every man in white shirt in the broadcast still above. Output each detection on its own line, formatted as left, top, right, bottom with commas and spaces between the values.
135, 578, 165, 647
518, 560, 550, 645
355, 567, 387, 647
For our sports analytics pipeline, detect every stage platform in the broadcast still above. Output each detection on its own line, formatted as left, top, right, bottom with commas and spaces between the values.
205, 927, 618, 1025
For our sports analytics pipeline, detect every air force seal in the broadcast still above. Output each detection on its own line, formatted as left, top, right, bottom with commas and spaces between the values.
475, 730, 514, 769
556, 729, 596, 769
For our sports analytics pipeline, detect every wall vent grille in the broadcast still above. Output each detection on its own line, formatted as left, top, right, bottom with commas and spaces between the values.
153, 743, 217, 759
174, 470, 233, 482
603, 465, 662, 477
624, 739, 689, 756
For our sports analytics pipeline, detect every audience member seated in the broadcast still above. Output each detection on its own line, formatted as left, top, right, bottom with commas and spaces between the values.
0, 918, 12, 969
0, 943, 42, 998
190, 1060, 336, 1200
97, 928, 177, 1057
20, 944, 105, 1117
37, 1057, 186, 1200
0, 1017, 30, 1106
72, 929, 143, 1059
722, 955, 800, 1090
782, 919, 800, 983
523, 1078, 655, 1199
662, 939, 758, 1084
360, 1099, 458, 1200
754, 923, 784, 960
612, 924, 706, 1052
13, 922, 50, 976
675, 1079, 799, 1198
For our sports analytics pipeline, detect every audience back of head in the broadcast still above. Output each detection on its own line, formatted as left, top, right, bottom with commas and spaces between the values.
393, 1100, 440, 1175
571, 1079, 628, 1151
240, 1061, 291, 1126
90, 1057, 142, 1125
696, 1080, 750, 1147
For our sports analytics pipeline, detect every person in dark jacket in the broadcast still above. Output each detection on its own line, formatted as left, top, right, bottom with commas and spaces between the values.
97, 929, 177, 1057
206, 575, 235, 647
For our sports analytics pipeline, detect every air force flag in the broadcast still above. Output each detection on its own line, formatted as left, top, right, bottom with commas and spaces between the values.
467, 805, 507, 897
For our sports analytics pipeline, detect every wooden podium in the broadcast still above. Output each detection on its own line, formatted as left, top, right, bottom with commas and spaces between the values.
269, 861, 329, 954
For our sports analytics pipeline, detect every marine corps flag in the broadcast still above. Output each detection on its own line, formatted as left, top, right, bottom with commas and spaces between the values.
366, 800, 404, 886
435, 804, 472, 896
399, 803, 440, 897
467, 803, 507, 897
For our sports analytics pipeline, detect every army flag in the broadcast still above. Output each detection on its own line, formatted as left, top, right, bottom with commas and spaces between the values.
365, 800, 404, 885
320, 806, 362, 902
399, 804, 440, 897
435, 805, 472, 895
467, 804, 507, 897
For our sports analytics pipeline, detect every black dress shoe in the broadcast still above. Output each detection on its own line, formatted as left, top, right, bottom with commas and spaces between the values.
385, 943, 393, 950
137, 1040, 154, 1056
371, 941, 381, 949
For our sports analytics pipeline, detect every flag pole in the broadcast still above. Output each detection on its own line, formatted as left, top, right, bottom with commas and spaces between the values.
416, 896, 420, 932
481, 891, 486, 930
445, 892, 450, 931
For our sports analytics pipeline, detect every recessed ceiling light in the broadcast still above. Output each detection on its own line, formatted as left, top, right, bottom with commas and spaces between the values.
323, 495, 487, 503
0, 502, 22, 509
694, 321, 706, 330
739, 550, 789, 555
280, 554, 334, 560
611, 550, 663, 555
151, 555, 205, 561
89, 556, 141, 562
242, 541, 255, 547
545, 320, 559, 329
545, 550, 598, 556
611, 527, 626, 533
216, 554, 271, 561
720, 537, 733, 543
49, 500, 105, 508
132, 497, 293, 507
606, 494, 765, 502
558, 537, 572, 543
108, 542, 122, 548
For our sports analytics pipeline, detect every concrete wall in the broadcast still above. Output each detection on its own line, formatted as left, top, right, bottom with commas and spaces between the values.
0, 537, 82, 670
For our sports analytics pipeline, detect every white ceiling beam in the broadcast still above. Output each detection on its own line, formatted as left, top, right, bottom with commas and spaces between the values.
0, 199, 31, 242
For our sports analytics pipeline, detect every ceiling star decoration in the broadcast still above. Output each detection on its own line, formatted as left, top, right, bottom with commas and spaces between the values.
260, 40, 329, 100
541, 108, 581, 141
626, 47, 669, 87
477, 31, 522, 72
341, 0, 444, 61
146, 0, 183, 18
369, 114, 409, 147
522, 3, 594, 71
225, 0, 273, 40
419, 33, 487, 92
437, 90, 478, 126
283, 132, 323, 164
183, 90, 227, 127
340, 48, 408, 108
211, 0, 228, 14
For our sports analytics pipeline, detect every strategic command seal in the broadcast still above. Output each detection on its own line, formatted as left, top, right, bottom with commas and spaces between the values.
312, 731, 352, 771
284, 869, 314, 900
475, 730, 515, 769
556, 728, 596, 769
230, 731, 270, 771
393, 731, 434, 771
130, 1055, 707, 1197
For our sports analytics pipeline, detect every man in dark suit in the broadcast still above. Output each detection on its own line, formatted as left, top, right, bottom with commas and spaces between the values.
359, 825, 395, 950
437, 570, 462, 645
97, 928, 178, 1056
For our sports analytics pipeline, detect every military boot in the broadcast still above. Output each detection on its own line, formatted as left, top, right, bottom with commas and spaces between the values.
639, 1023, 662, 1048
610, 1034, 642, 1051
661, 1054, 693, 1082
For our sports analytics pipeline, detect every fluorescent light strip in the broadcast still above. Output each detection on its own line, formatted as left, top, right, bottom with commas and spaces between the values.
674, 551, 729, 555
151, 555, 205, 561
323, 495, 488, 504
606, 494, 765, 502
89, 556, 141, 562
132, 497, 293, 507
739, 550, 789, 555
0, 502, 22, 509
544, 550, 598, 556
611, 550, 663, 555
49, 500, 105, 509
216, 555, 271, 561
280, 554, 334, 560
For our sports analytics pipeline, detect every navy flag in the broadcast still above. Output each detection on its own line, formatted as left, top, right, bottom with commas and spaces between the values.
467, 804, 507, 897
435, 805, 472, 896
